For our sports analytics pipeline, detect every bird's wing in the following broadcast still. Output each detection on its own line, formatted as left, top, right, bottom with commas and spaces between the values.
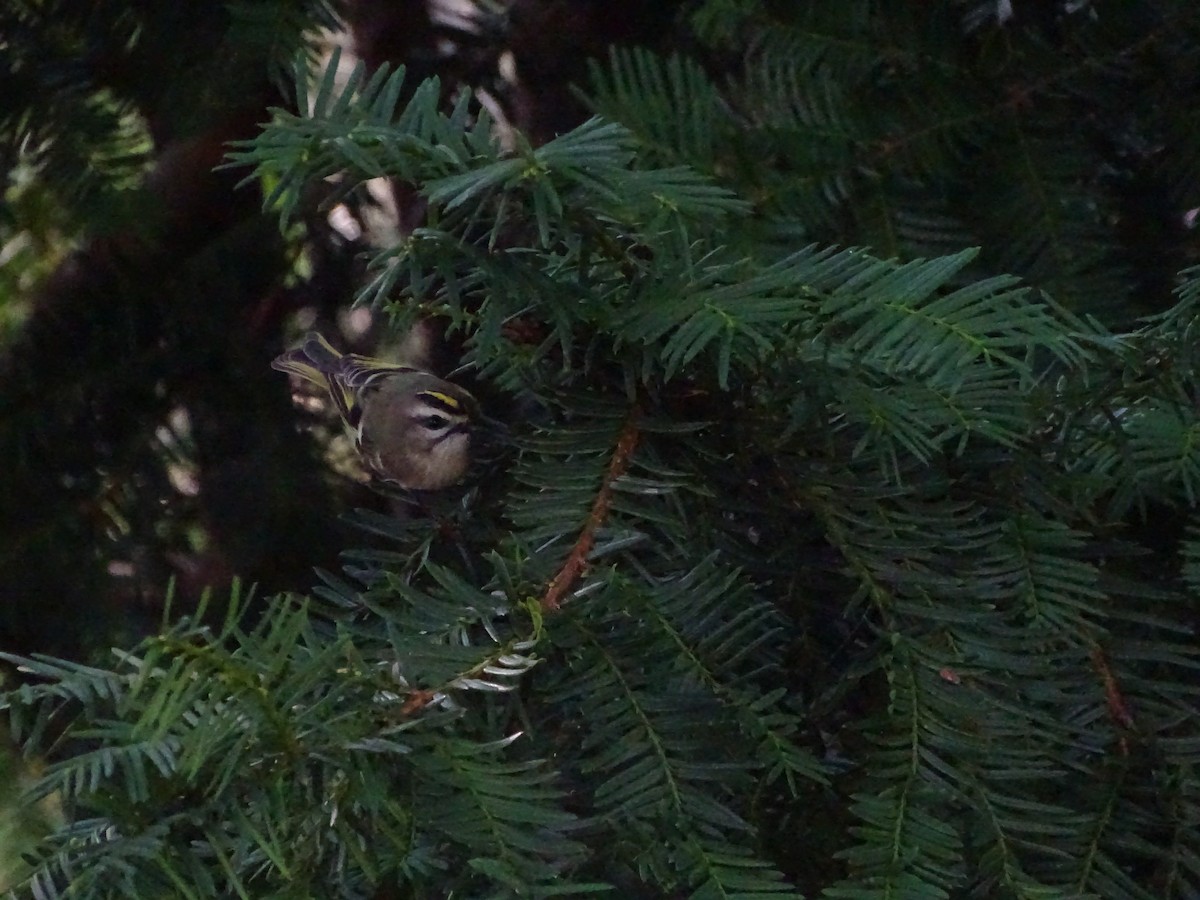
339, 356, 421, 390
272, 333, 360, 424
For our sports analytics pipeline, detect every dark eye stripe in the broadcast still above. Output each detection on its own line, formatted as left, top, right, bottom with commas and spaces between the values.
430, 423, 470, 446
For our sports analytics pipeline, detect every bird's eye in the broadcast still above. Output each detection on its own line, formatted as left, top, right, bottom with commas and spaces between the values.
421, 414, 449, 430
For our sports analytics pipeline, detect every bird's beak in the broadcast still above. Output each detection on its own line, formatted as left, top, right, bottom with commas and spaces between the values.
474, 414, 511, 445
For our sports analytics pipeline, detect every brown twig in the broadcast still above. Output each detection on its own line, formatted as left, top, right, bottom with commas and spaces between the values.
1091, 645, 1133, 756
400, 689, 437, 716
542, 409, 641, 611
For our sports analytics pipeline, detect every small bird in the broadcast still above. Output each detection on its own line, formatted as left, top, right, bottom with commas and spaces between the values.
272, 332, 477, 490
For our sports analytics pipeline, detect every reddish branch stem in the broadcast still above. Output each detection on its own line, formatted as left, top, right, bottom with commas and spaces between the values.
401, 409, 640, 715
1091, 645, 1133, 756
399, 689, 437, 717
542, 410, 641, 611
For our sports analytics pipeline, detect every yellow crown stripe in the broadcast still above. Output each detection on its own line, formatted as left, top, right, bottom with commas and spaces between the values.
419, 390, 461, 410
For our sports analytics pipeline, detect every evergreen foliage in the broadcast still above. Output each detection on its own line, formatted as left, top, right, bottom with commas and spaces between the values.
5, 3, 1200, 898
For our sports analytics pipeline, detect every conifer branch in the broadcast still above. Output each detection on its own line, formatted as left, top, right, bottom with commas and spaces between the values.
542, 408, 641, 611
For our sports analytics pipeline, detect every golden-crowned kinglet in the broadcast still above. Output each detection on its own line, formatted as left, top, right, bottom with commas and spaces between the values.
272, 332, 477, 490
